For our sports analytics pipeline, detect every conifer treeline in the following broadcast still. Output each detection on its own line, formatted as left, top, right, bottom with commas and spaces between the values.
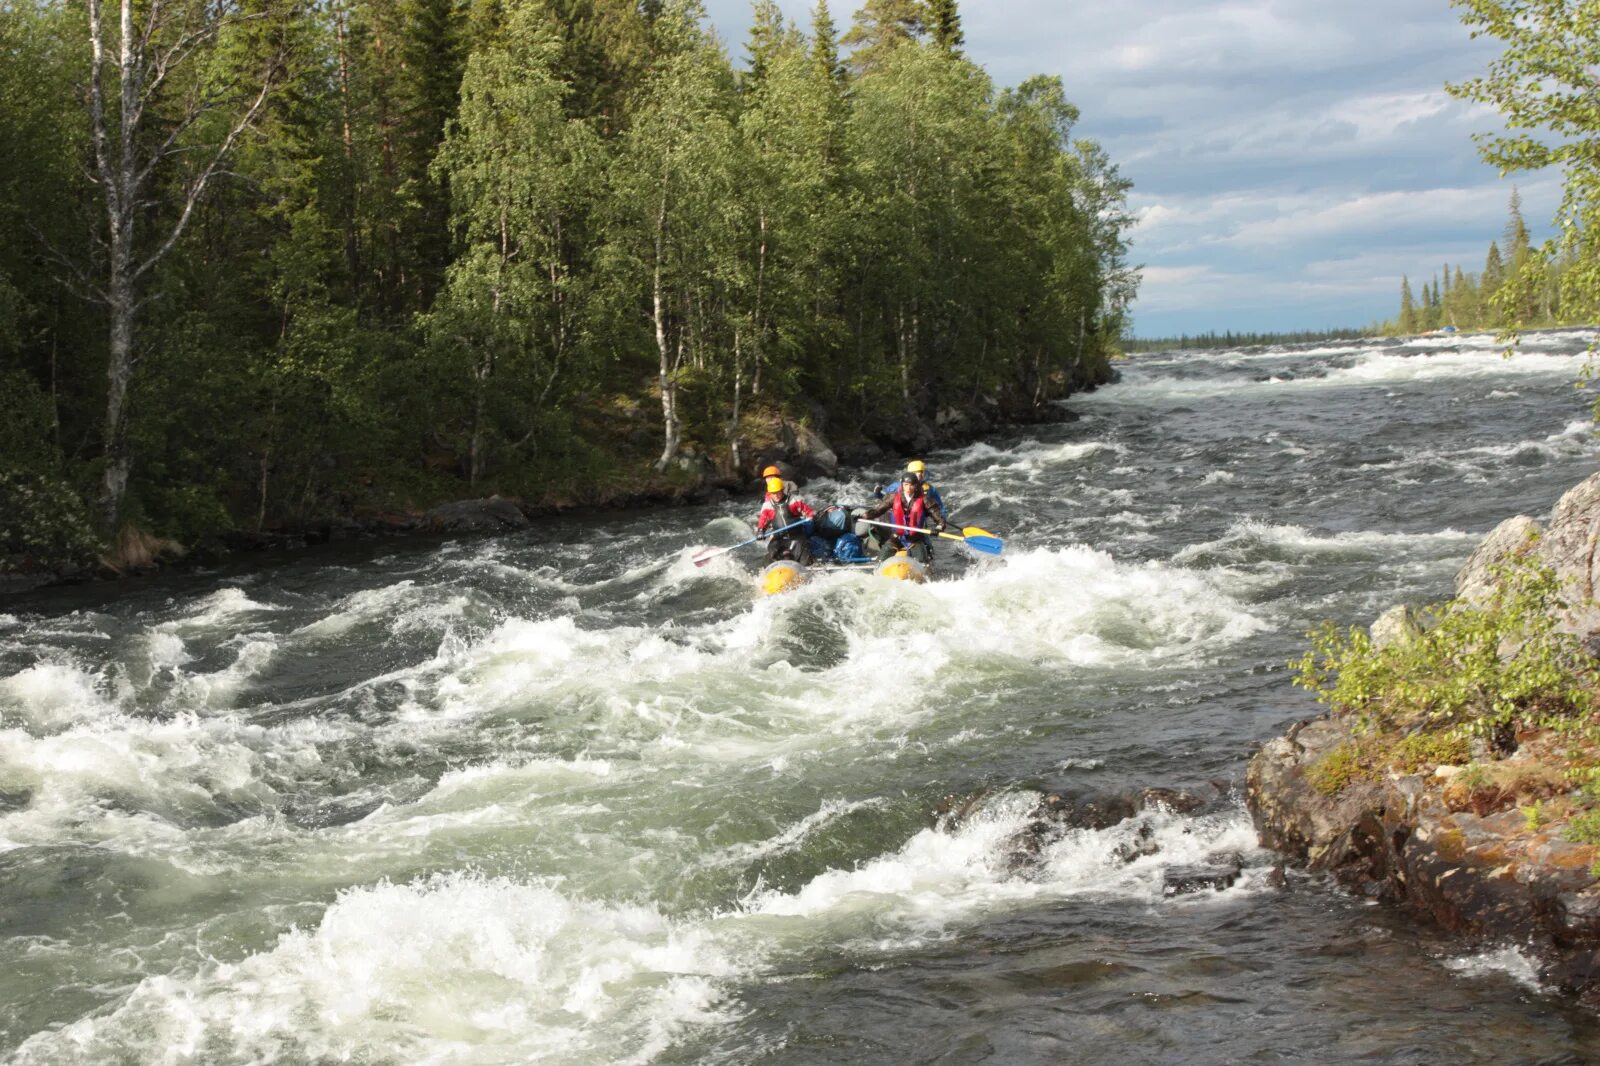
1122, 328, 1369, 354
1385, 190, 1576, 334
0, 0, 1136, 564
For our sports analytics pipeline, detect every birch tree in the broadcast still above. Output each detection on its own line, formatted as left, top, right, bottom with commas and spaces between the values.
80, 0, 288, 532
429, 4, 600, 485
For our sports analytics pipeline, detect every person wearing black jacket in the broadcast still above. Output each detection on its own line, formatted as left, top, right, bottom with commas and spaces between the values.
860, 473, 947, 564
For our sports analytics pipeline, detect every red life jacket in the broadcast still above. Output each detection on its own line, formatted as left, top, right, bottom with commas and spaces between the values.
891, 493, 926, 541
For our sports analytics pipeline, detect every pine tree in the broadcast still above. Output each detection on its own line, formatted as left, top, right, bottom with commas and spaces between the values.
927, 0, 962, 57
1505, 186, 1531, 260
841, 0, 925, 73
1483, 240, 1505, 296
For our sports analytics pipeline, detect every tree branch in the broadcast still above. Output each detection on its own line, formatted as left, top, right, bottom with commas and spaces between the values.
134, 65, 278, 280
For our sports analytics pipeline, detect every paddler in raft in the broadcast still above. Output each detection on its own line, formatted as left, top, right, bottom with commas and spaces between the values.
755, 476, 816, 566
874, 459, 946, 514
859, 471, 948, 566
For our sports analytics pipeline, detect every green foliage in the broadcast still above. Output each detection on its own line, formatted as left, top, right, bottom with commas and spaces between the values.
0, 469, 102, 572
1443, 2, 1600, 335
1392, 731, 1471, 774
1308, 743, 1369, 796
1523, 800, 1549, 831
1292, 550, 1598, 739
0, 0, 1137, 569
1565, 807, 1600, 845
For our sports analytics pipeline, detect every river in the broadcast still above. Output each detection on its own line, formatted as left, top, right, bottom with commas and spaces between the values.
5, 331, 1600, 1064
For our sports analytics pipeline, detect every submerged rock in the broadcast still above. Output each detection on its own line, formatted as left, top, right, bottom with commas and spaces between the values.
1163, 861, 1243, 896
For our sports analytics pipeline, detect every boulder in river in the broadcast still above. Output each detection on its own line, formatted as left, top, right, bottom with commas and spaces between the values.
1451, 471, 1600, 642
424, 496, 531, 534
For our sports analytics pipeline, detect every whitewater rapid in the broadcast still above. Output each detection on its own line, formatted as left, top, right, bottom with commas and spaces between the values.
5, 330, 1600, 1063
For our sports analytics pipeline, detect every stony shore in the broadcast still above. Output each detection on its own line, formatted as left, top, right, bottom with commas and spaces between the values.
1246, 470, 1600, 1002
1, 376, 1102, 596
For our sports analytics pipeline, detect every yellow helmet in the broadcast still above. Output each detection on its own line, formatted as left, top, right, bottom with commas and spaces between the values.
765, 477, 785, 494
907, 460, 926, 475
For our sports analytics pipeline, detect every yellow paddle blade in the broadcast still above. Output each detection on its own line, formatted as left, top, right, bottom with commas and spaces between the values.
961, 526, 997, 540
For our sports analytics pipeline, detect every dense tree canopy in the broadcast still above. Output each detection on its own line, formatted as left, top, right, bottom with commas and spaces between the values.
0, 0, 1136, 570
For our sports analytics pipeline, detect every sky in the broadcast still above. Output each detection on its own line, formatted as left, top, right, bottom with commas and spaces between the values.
701, 0, 1561, 337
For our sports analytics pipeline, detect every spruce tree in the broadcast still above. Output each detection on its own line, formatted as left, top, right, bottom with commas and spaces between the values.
1399, 275, 1417, 334
927, 0, 963, 57
745, 0, 788, 85
810, 0, 844, 85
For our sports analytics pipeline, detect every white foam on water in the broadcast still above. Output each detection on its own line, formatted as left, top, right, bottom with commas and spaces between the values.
1201, 470, 1236, 485
11, 872, 744, 1066
4, 775, 1272, 1066
1090, 346, 1588, 406
163, 587, 281, 630
1442, 944, 1544, 991
1175, 520, 1479, 568
292, 580, 476, 641
0, 661, 125, 733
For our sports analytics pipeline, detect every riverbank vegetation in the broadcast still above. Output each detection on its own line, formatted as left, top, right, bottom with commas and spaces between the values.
1280, 0, 1600, 870
0, 0, 1136, 575
1292, 549, 1600, 855
1376, 190, 1588, 335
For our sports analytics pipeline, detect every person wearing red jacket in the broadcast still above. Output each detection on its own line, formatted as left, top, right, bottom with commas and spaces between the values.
756, 476, 816, 565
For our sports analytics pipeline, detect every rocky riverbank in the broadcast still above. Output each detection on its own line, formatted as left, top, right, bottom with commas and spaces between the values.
1, 375, 1101, 596
1248, 470, 1600, 1002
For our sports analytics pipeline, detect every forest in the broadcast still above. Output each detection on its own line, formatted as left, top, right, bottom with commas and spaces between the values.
0, 0, 1137, 575
1380, 191, 1587, 336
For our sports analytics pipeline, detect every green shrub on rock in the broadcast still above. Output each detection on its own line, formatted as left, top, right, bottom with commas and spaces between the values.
1292, 553, 1597, 742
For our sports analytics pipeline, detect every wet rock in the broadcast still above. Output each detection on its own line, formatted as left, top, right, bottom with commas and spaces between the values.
775, 421, 838, 478
0, 785, 33, 813
1248, 710, 1600, 999
1139, 787, 1206, 814
1246, 714, 1385, 867
1162, 861, 1242, 896
424, 496, 531, 534
1112, 821, 1161, 864
835, 439, 885, 467
869, 413, 936, 455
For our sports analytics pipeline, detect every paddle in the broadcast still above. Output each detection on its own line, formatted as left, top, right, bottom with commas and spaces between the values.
858, 519, 1004, 556
691, 518, 811, 568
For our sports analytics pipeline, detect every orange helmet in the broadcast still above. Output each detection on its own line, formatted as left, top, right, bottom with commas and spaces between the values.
761, 465, 781, 478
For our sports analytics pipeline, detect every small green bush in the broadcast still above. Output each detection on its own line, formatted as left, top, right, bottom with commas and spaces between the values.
1292, 549, 1597, 740
0, 468, 102, 572
1566, 808, 1600, 846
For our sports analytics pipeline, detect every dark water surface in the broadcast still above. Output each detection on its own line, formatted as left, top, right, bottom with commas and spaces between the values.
5, 332, 1600, 1064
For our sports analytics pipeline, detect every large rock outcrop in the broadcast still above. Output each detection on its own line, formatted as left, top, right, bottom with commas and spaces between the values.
1248, 717, 1600, 997
1453, 470, 1600, 641
1248, 468, 1600, 1001
424, 496, 531, 534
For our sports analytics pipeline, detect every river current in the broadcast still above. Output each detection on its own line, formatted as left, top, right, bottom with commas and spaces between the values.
5, 332, 1600, 1064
